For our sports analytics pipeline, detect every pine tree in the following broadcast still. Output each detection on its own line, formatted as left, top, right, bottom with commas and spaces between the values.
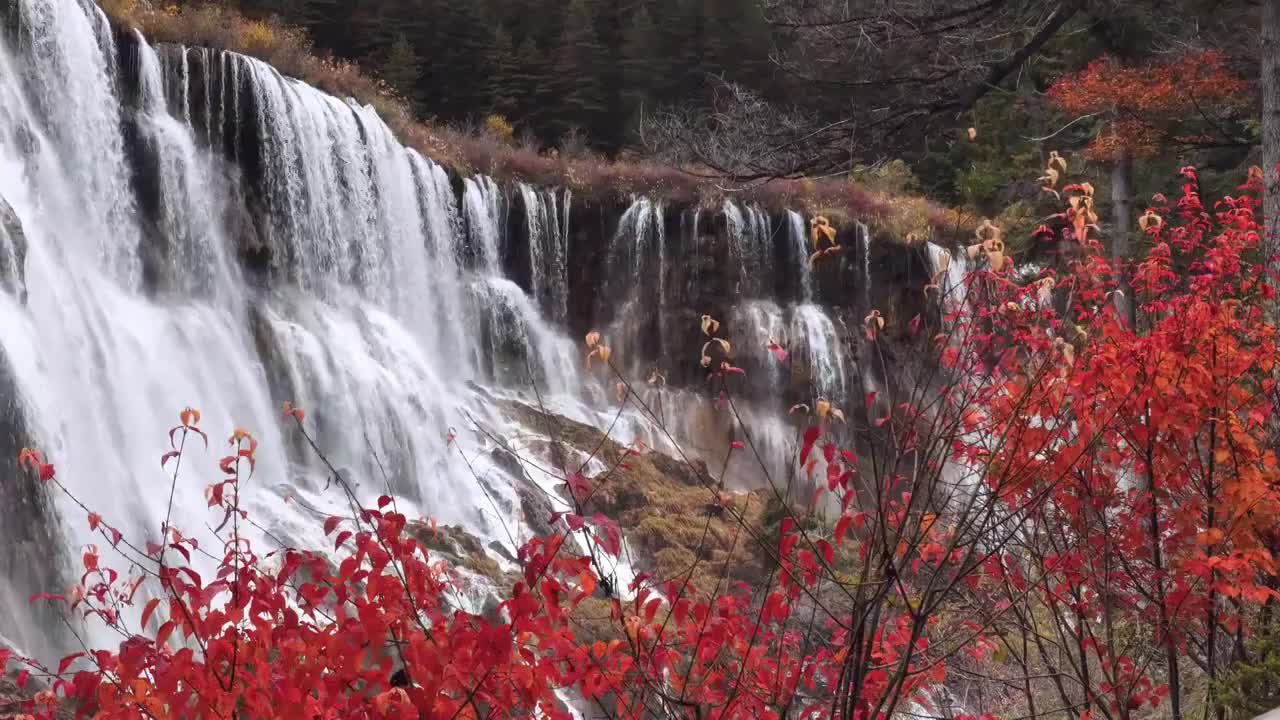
662, 0, 709, 102
510, 37, 555, 138
380, 34, 425, 114
488, 25, 521, 119
620, 2, 663, 130
550, 0, 608, 143
704, 0, 773, 91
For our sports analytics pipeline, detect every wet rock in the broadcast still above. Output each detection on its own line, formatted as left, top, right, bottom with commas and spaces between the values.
0, 194, 27, 305
407, 521, 506, 584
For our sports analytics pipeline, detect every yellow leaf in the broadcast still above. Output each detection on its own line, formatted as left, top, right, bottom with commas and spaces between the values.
816, 397, 831, 419
1047, 150, 1068, 176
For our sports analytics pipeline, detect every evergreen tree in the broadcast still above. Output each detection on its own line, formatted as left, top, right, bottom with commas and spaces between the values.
232, 0, 790, 153
704, 0, 773, 92
620, 2, 663, 129
509, 37, 555, 138
418, 0, 498, 121
380, 34, 426, 114
661, 0, 709, 102
550, 0, 608, 142
488, 25, 520, 119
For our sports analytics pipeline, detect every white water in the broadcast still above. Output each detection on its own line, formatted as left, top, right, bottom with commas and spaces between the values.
792, 304, 850, 403
724, 201, 773, 297
787, 210, 811, 301
0, 0, 876, 663
518, 183, 570, 324
857, 221, 872, 308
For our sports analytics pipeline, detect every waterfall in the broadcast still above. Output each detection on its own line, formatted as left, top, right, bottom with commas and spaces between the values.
792, 304, 849, 403
603, 198, 665, 370
518, 183, 570, 324
0, 2, 528, 656
927, 241, 969, 318
0, 0, 896, 664
134, 36, 241, 300
463, 176, 505, 273
787, 210, 811, 301
733, 300, 788, 398
858, 222, 872, 308
724, 201, 773, 297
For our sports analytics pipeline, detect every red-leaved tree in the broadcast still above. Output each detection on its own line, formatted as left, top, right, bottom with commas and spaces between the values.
2, 164, 1278, 720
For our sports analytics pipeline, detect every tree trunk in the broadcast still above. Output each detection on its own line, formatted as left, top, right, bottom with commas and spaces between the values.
1263, 0, 1280, 284
1111, 153, 1135, 326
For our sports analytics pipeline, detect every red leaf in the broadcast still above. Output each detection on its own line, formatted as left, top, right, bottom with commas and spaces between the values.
141, 597, 161, 630
29, 593, 65, 604
155, 620, 175, 648
800, 427, 821, 464
673, 598, 689, 627
767, 342, 788, 364
865, 391, 877, 408
822, 443, 836, 464
160, 451, 180, 469
109, 527, 122, 548
565, 513, 586, 531
87, 512, 102, 532
334, 530, 353, 550
565, 472, 591, 498
38, 463, 54, 481
835, 514, 853, 545
377, 495, 393, 508
816, 539, 835, 565
0, 648, 8, 670
909, 314, 922, 335
16, 669, 29, 688
591, 513, 622, 556
643, 597, 662, 624
58, 652, 84, 674
323, 516, 343, 536
730, 440, 744, 449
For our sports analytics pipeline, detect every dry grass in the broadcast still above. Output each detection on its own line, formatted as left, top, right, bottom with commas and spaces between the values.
100, 0, 971, 240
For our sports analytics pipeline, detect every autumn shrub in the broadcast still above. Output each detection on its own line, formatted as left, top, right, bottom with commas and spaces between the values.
3, 162, 1280, 720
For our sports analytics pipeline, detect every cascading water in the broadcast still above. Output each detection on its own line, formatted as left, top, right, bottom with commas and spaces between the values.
0, 0, 899, 664
927, 241, 969, 320
787, 210, 811, 302
724, 201, 773, 297
857, 221, 872, 308
791, 304, 850, 403
601, 198, 666, 370
463, 176, 505, 273
518, 183, 570, 324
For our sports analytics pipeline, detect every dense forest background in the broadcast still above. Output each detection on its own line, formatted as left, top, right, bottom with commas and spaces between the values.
209, 0, 1263, 243
226, 0, 777, 156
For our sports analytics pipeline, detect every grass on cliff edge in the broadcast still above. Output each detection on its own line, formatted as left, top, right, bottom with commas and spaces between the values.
98, 0, 969, 243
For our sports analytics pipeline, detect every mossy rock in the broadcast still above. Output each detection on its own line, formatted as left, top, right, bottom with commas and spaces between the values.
407, 521, 509, 585
499, 399, 775, 598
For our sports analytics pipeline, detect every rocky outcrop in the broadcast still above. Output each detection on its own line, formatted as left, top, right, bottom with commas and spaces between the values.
0, 194, 26, 305
500, 398, 778, 598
